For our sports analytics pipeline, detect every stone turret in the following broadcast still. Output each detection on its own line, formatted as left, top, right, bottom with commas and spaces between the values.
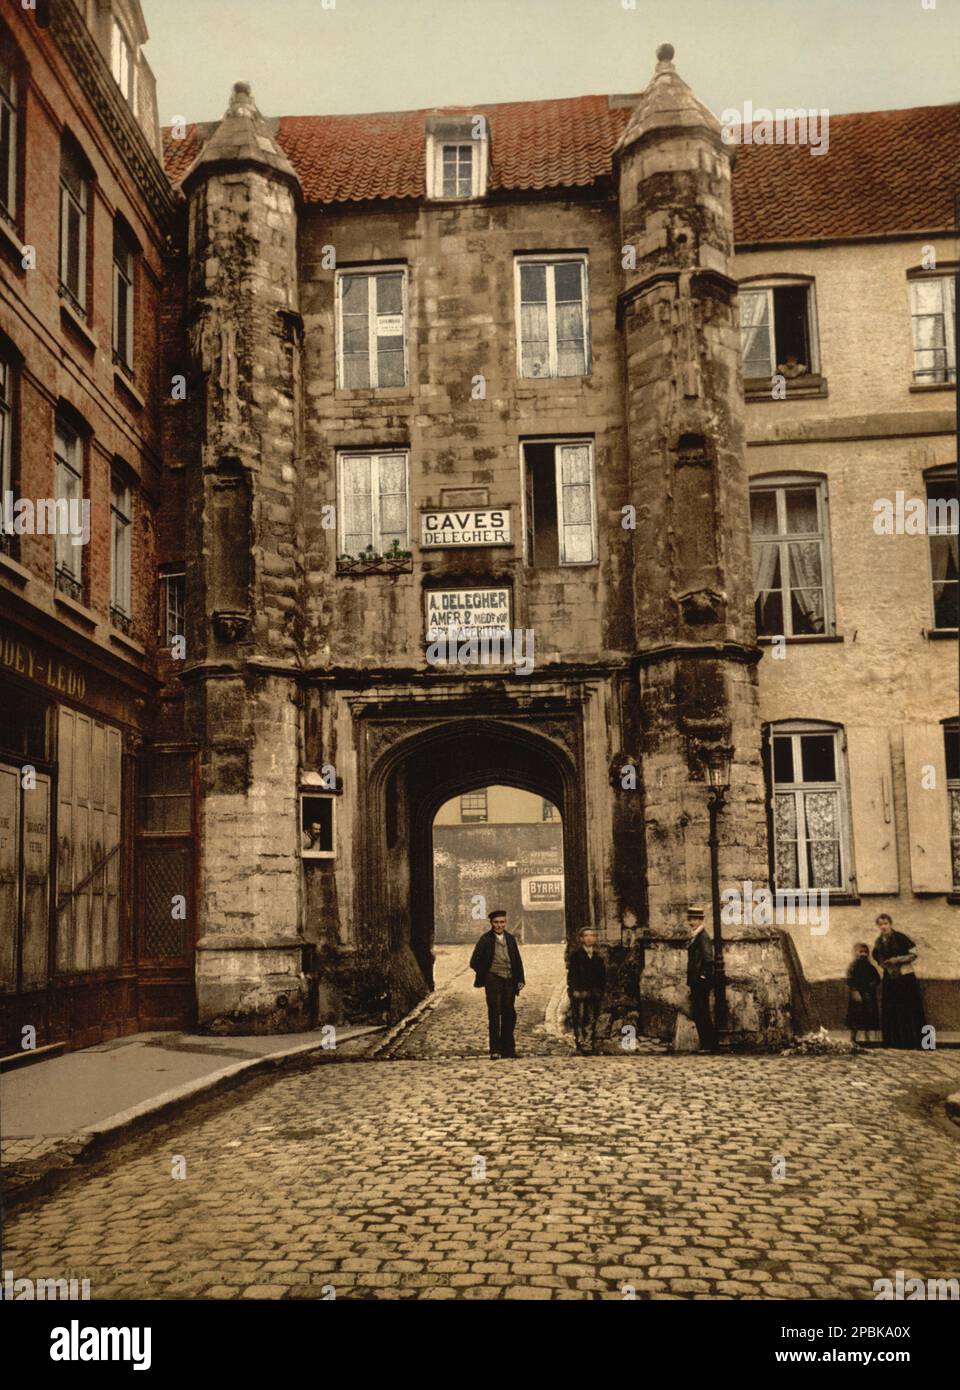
182, 83, 310, 1034
617, 48, 792, 1041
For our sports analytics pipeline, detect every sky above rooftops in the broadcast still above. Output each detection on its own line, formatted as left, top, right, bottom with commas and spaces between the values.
141, 0, 958, 127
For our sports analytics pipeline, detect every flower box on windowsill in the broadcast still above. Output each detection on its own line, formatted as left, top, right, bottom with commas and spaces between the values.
336, 552, 413, 577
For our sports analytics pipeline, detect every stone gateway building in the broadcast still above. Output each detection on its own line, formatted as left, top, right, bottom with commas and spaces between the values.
2, 9, 956, 1055
152, 47, 957, 1044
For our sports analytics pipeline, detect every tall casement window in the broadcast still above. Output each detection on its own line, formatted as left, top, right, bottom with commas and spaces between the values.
337, 450, 409, 558
766, 722, 850, 893
750, 477, 833, 636
160, 569, 185, 648
0, 47, 18, 226
59, 139, 89, 315
516, 257, 589, 378
0, 357, 13, 555
110, 474, 132, 628
460, 790, 488, 823
909, 275, 956, 384
110, 18, 135, 107
522, 439, 597, 566
53, 417, 83, 599
927, 471, 958, 629
112, 219, 135, 373
740, 280, 819, 380
946, 724, 960, 890
336, 268, 407, 389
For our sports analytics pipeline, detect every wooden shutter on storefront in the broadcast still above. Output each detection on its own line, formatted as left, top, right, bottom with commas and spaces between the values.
902, 722, 953, 893
56, 708, 122, 972
845, 726, 899, 894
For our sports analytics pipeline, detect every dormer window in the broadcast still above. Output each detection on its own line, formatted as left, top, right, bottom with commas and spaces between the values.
425, 115, 488, 200
111, 17, 136, 107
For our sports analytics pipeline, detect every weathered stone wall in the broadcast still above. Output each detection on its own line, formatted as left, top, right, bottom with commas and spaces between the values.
298, 197, 632, 666
182, 95, 310, 1032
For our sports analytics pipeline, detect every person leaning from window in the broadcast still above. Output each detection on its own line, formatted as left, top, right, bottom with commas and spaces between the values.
469, 910, 525, 1060
567, 927, 606, 1055
872, 913, 926, 1050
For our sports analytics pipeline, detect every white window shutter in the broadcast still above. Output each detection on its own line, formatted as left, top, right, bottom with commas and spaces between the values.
846, 726, 898, 893
902, 722, 953, 893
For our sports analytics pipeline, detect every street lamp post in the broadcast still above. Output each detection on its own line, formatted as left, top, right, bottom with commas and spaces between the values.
700, 744, 734, 1037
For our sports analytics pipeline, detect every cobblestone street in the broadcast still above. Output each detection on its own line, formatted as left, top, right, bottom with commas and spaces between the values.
4, 946, 959, 1301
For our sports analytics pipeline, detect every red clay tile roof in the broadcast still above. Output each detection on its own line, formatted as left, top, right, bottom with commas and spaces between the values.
162, 96, 960, 243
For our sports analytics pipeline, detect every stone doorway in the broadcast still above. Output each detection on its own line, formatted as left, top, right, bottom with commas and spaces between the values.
361, 715, 588, 1016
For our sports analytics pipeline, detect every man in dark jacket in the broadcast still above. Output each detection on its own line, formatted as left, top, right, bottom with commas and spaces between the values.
686, 904, 717, 1051
469, 910, 525, 1059
567, 928, 606, 1054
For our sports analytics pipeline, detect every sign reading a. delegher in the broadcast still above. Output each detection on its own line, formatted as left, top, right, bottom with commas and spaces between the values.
421, 508, 512, 548
425, 588, 511, 640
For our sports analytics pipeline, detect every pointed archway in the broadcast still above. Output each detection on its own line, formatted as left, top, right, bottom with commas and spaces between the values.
363, 718, 588, 1010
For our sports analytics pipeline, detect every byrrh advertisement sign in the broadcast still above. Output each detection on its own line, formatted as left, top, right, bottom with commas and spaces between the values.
420, 508, 512, 549
521, 875, 565, 910
425, 588, 511, 641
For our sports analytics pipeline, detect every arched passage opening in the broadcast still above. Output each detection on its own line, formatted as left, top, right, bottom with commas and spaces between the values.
365, 719, 587, 1010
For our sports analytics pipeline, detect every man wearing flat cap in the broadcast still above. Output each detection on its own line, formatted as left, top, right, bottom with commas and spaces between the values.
686, 904, 717, 1051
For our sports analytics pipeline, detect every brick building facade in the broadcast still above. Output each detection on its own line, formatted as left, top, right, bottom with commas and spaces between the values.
0, 0, 184, 1054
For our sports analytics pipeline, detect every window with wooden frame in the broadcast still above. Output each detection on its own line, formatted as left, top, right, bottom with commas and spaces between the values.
522, 439, 597, 567
300, 792, 335, 858
766, 721, 851, 893
460, 790, 488, 823
59, 138, 89, 315
337, 450, 409, 559
159, 569, 185, 649
112, 218, 136, 373
0, 355, 14, 556
926, 469, 959, 630
750, 476, 834, 637
516, 256, 590, 379
336, 267, 407, 389
909, 273, 956, 385
110, 473, 132, 626
424, 115, 488, 200
740, 280, 819, 381
946, 723, 960, 890
53, 416, 83, 598
0, 42, 19, 227
110, 17, 136, 108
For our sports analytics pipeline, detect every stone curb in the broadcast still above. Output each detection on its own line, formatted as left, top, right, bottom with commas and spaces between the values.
371, 965, 473, 1058
0, 1025, 385, 1210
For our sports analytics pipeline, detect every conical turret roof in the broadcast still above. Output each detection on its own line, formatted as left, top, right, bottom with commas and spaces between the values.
181, 82, 301, 193
615, 44, 722, 156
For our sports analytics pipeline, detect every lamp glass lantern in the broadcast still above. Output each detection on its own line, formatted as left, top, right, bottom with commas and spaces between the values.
700, 744, 735, 796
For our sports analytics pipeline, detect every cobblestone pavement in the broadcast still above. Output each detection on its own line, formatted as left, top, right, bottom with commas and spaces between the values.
383, 943, 570, 1058
4, 948, 959, 1301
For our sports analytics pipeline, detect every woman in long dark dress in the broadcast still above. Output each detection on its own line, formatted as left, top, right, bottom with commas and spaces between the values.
845, 942, 880, 1043
872, 914, 926, 1049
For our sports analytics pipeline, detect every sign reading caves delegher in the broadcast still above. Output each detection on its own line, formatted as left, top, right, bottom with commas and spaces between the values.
425, 588, 511, 641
